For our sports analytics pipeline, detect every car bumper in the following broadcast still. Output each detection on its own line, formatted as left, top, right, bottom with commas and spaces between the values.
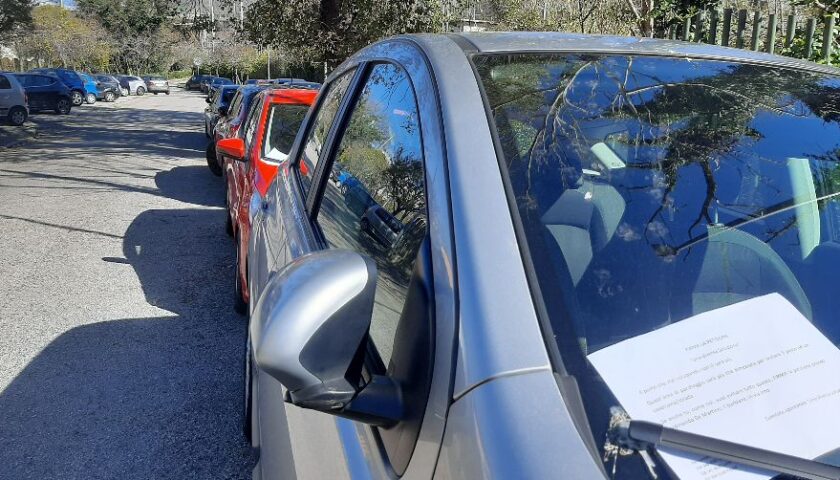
146, 85, 170, 93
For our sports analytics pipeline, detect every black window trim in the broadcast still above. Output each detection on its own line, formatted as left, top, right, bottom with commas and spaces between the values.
286, 64, 362, 215
303, 64, 369, 219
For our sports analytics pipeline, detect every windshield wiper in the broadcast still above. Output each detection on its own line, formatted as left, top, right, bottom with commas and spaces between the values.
614, 419, 840, 480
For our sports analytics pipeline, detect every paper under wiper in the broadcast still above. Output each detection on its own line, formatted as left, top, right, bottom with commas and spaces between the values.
588, 293, 840, 480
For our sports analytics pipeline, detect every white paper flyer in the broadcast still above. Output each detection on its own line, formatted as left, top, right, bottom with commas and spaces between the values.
588, 293, 840, 480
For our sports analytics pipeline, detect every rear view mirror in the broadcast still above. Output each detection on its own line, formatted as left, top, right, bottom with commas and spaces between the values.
251, 249, 403, 426
216, 138, 246, 161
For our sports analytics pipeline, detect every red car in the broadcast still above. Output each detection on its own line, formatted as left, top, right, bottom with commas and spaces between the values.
216, 86, 318, 313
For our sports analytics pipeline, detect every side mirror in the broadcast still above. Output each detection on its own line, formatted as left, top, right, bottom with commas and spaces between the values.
250, 249, 403, 427
216, 137, 246, 161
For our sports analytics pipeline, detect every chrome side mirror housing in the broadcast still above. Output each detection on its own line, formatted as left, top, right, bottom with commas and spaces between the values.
250, 249, 403, 426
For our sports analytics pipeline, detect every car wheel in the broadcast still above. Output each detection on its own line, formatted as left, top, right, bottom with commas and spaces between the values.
206, 141, 222, 176
136, 86, 145, 95
85, 93, 96, 104
104, 91, 116, 102
71, 90, 84, 106
340, 184, 348, 195
233, 233, 248, 315
153, 92, 158, 95
55, 98, 71, 115
243, 336, 253, 442
7, 106, 27, 126
165, 90, 170, 95
121, 88, 129, 96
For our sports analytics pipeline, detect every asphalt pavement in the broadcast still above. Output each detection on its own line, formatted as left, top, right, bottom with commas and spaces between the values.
0, 89, 254, 479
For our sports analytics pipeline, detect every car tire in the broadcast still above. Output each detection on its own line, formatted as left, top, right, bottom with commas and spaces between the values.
136, 86, 145, 95
85, 93, 96, 104
104, 91, 116, 102
7, 106, 27, 126
165, 90, 170, 95
153, 92, 158, 95
55, 98, 71, 115
206, 141, 222, 176
71, 90, 84, 106
233, 233, 248, 315
121, 88, 129, 96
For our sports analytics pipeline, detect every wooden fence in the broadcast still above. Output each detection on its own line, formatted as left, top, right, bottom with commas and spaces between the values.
662, 9, 839, 64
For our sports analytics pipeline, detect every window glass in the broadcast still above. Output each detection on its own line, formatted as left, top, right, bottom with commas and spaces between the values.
316, 63, 427, 366
475, 52, 840, 479
12, 75, 28, 87
243, 97, 263, 148
262, 103, 309, 163
0, 75, 10, 89
227, 92, 243, 117
296, 70, 355, 193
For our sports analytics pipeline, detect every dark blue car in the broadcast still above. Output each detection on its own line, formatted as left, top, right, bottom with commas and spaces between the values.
29, 68, 86, 106
13, 73, 73, 114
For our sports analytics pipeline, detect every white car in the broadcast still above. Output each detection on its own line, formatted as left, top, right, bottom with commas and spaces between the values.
117, 75, 146, 96
0, 72, 28, 126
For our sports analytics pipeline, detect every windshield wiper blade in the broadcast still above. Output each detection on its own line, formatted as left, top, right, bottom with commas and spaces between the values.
615, 420, 840, 480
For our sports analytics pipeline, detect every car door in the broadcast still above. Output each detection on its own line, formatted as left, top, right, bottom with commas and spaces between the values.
250, 41, 456, 480
0, 74, 12, 114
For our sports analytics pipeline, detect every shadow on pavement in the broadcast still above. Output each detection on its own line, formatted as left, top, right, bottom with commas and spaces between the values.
0, 208, 251, 479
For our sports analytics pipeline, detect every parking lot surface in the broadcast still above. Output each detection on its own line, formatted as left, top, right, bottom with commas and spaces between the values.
0, 90, 253, 479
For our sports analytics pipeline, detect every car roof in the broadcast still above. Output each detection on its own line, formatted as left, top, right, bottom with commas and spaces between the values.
264, 86, 319, 105
428, 32, 840, 75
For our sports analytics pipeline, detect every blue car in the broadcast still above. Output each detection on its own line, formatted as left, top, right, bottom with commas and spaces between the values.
77, 73, 102, 104
29, 68, 86, 106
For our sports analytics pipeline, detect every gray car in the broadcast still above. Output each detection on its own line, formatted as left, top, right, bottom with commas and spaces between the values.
245, 32, 840, 480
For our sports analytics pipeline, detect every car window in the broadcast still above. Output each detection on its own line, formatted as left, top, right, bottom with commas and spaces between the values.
262, 103, 309, 163
296, 69, 355, 194
228, 91, 243, 118
12, 75, 27, 87
315, 62, 427, 367
475, 52, 840, 479
243, 96, 264, 149
0, 75, 11, 89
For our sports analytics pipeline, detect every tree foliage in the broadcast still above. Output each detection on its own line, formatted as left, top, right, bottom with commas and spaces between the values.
242, 0, 458, 68
13, 6, 112, 70
0, 0, 33, 36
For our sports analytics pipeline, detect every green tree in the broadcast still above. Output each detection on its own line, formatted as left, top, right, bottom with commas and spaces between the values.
0, 0, 33, 36
243, 0, 459, 69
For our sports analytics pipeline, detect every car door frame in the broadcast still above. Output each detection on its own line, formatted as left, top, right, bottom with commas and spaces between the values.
298, 39, 458, 479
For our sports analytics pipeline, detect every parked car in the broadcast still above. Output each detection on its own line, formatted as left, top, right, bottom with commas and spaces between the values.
243, 33, 840, 480
360, 205, 403, 248
215, 85, 316, 313
206, 85, 269, 175
13, 73, 72, 114
203, 76, 233, 94
29, 68, 86, 106
203, 84, 238, 139
0, 72, 28, 125
117, 75, 146, 95
141, 75, 170, 95
95, 74, 123, 100
77, 72, 101, 104
186, 74, 211, 91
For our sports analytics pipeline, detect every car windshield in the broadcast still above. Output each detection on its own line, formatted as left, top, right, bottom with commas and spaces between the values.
262, 103, 309, 162
475, 53, 840, 479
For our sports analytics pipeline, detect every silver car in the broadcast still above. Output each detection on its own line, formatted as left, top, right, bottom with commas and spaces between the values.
245, 33, 840, 480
